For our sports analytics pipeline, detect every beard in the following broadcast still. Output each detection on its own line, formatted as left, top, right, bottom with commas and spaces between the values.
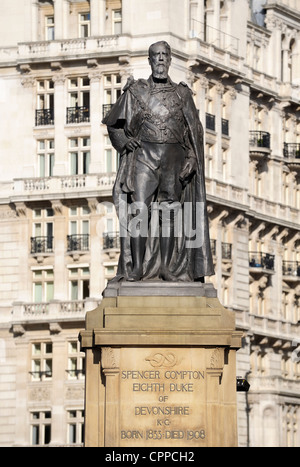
151, 63, 169, 80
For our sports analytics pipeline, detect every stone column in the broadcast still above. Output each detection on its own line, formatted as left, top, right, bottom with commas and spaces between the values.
101, 347, 120, 446
50, 335, 66, 445
87, 198, 103, 299
214, 83, 225, 177
52, 71, 67, 176
53, 0, 69, 40
14, 203, 31, 302
88, 68, 102, 174
51, 200, 66, 301
90, 0, 106, 36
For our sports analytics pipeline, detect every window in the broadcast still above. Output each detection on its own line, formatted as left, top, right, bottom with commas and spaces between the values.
33, 269, 54, 303
69, 137, 91, 175
37, 140, 54, 177
79, 12, 90, 37
32, 208, 54, 254
45, 16, 54, 40
103, 74, 122, 118
31, 342, 53, 381
67, 341, 85, 380
31, 411, 52, 446
36, 79, 54, 126
68, 267, 90, 300
112, 9, 122, 35
104, 135, 119, 172
67, 77, 90, 123
67, 409, 85, 445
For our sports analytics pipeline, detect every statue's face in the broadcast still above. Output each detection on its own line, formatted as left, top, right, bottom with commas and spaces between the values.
148, 43, 171, 80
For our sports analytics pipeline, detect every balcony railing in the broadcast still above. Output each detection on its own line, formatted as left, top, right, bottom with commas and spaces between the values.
221, 118, 229, 136
31, 236, 54, 254
67, 234, 89, 252
249, 252, 275, 271
249, 131, 271, 149
206, 113, 216, 131
283, 143, 300, 159
66, 105, 90, 124
35, 109, 54, 126
282, 261, 300, 277
103, 232, 120, 250
190, 19, 239, 55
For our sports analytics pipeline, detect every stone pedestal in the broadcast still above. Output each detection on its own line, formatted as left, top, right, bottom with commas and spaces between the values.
80, 281, 242, 447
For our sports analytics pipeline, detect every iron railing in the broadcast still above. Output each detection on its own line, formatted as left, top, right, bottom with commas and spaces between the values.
31, 236, 54, 254
249, 131, 271, 149
35, 109, 54, 126
206, 113, 216, 131
249, 252, 275, 271
103, 232, 120, 250
67, 234, 89, 252
221, 118, 229, 136
282, 261, 300, 277
283, 143, 300, 159
66, 105, 90, 124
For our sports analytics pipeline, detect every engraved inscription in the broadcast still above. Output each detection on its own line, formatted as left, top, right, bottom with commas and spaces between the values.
119, 348, 207, 446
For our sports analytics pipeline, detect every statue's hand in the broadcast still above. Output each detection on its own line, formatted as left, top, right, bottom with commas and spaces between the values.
125, 138, 141, 151
179, 157, 197, 181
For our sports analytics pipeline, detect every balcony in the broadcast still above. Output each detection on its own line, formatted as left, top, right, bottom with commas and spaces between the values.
103, 232, 120, 250
206, 113, 216, 132
221, 118, 229, 136
282, 261, 300, 279
11, 299, 101, 328
12, 173, 116, 201
249, 252, 275, 272
283, 143, 300, 172
66, 105, 90, 124
249, 131, 271, 160
31, 236, 54, 254
67, 234, 89, 252
35, 109, 54, 126
210, 240, 232, 260
190, 19, 239, 55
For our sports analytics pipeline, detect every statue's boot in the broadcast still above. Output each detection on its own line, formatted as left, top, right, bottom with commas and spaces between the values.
128, 235, 146, 281
159, 223, 178, 281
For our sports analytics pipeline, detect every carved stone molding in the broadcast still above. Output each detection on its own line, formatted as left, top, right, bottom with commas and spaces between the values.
101, 347, 120, 370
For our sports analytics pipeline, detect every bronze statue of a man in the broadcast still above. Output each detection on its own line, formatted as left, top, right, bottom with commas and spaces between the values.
103, 41, 214, 282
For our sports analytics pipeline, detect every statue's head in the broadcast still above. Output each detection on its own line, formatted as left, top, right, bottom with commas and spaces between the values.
148, 41, 172, 80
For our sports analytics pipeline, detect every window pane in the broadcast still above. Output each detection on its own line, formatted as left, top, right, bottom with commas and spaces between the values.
82, 280, 90, 299
32, 425, 39, 445
39, 155, 45, 177
71, 153, 78, 175
46, 282, 54, 301
71, 221, 77, 235
82, 220, 89, 235
71, 281, 78, 300
83, 151, 90, 174
45, 359, 52, 378
34, 283, 43, 302
49, 154, 54, 176
44, 424, 51, 445
69, 424, 77, 443
33, 343, 41, 355
34, 223, 42, 237
105, 149, 112, 172
45, 342, 52, 354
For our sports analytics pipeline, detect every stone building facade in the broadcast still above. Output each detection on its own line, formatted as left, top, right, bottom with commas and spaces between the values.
0, 0, 299, 447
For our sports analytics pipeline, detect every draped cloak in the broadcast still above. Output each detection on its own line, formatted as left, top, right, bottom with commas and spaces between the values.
102, 76, 214, 281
